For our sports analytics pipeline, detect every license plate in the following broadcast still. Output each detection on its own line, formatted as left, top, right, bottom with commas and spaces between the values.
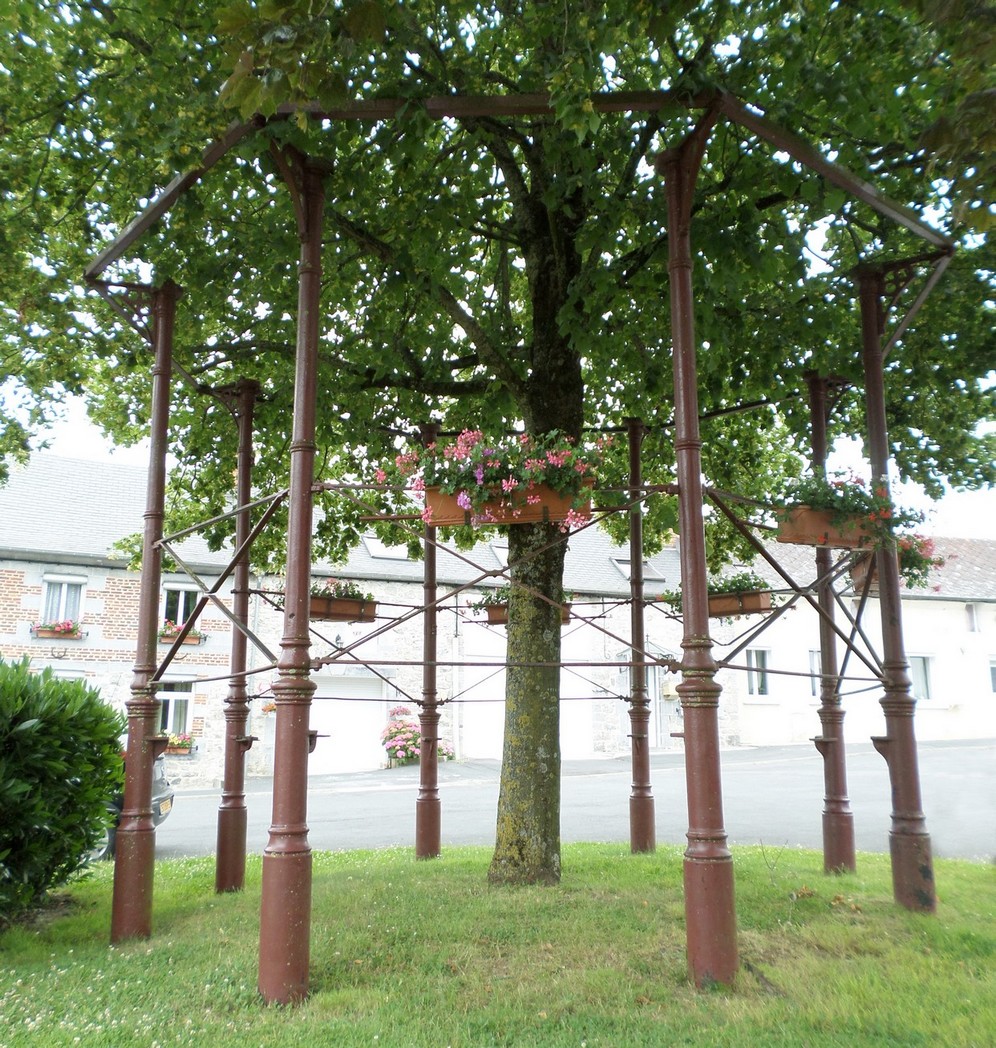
159, 798, 172, 816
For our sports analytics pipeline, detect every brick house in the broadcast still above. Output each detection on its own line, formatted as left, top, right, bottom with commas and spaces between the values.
2, 453, 993, 786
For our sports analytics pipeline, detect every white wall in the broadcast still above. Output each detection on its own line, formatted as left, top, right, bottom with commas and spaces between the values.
724, 590, 996, 747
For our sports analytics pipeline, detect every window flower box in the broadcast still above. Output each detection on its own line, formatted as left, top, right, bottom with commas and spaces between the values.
158, 619, 204, 644
158, 631, 204, 645
31, 620, 83, 639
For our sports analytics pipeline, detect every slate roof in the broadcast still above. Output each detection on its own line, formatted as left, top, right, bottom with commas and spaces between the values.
1, 454, 992, 601
745, 535, 996, 602
0, 454, 225, 568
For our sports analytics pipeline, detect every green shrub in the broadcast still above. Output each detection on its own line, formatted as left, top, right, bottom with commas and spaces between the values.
0, 657, 125, 916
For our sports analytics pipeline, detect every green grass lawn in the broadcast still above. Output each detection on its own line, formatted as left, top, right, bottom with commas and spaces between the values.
1, 845, 993, 1047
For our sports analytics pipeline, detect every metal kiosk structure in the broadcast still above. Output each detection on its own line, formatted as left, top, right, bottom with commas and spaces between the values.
84, 87, 953, 1003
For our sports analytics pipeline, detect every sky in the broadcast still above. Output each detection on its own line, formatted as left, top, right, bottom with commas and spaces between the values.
32, 395, 996, 540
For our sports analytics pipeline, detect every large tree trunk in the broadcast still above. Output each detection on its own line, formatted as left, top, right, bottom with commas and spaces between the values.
486, 127, 586, 885
488, 520, 568, 884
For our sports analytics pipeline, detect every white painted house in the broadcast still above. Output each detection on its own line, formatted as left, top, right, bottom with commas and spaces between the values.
2, 454, 993, 787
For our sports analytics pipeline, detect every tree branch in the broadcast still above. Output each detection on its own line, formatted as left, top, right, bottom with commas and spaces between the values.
327, 208, 529, 399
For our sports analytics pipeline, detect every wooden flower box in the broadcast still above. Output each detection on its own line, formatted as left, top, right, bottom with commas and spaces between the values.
849, 554, 879, 593
32, 628, 83, 640
776, 506, 872, 549
483, 603, 572, 626
164, 746, 194, 756
309, 595, 377, 622
707, 590, 773, 617
424, 482, 592, 527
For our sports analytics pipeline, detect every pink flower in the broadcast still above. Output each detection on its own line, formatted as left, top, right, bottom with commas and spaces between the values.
559, 507, 590, 532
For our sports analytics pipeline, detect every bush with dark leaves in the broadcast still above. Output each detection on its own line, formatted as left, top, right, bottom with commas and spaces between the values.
0, 658, 124, 915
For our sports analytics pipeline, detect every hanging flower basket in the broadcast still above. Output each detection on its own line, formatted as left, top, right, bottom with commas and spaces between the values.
849, 553, 879, 592
848, 535, 945, 591
483, 602, 572, 625
374, 428, 604, 529
707, 590, 773, 617
654, 571, 777, 619
774, 471, 921, 550
776, 506, 873, 549
425, 482, 590, 527
310, 595, 377, 622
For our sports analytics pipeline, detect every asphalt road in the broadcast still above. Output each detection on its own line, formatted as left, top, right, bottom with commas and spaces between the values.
155, 739, 995, 863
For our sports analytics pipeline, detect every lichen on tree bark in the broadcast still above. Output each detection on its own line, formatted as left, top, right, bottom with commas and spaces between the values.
488, 519, 569, 885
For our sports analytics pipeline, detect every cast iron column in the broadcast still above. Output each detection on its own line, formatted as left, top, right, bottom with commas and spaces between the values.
111, 280, 180, 942
660, 118, 738, 987
416, 423, 441, 858
805, 372, 856, 873
626, 417, 655, 852
258, 161, 327, 1003
216, 378, 259, 892
858, 268, 936, 912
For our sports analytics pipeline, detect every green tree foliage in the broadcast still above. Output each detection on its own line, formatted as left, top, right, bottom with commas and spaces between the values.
0, 658, 125, 916
1, 1, 993, 880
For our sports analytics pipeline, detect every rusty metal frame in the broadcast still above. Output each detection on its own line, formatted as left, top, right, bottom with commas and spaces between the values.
84, 91, 954, 285
89, 82, 955, 1000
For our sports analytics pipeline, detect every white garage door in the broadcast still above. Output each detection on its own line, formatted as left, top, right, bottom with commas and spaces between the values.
309, 674, 389, 774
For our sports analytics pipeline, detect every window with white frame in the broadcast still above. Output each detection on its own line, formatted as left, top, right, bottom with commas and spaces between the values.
746, 649, 770, 697
909, 655, 932, 702
162, 586, 199, 627
158, 681, 193, 735
41, 575, 86, 623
